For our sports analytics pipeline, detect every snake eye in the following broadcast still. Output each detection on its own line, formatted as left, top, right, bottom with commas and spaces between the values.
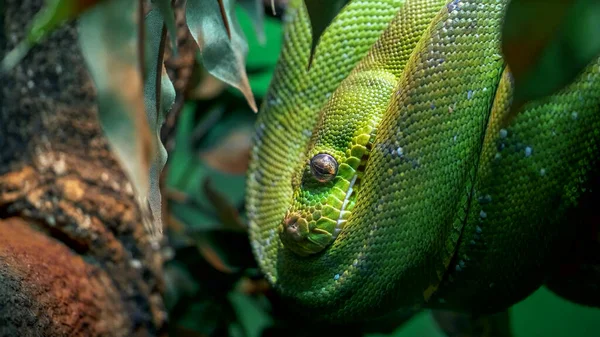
310, 153, 338, 183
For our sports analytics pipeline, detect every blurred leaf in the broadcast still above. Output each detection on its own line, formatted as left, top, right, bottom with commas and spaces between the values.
176, 300, 232, 336
153, 0, 179, 56
502, 0, 600, 119
238, 0, 265, 44
2, 0, 101, 71
190, 103, 227, 146
431, 310, 513, 337
203, 178, 247, 231
186, 0, 258, 112
228, 292, 273, 337
195, 234, 237, 274
144, 8, 177, 234
236, 277, 271, 296
199, 125, 253, 175
78, 0, 157, 235
186, 65, 229, 100
190, 229, 256, 274
164, 261, 201, 311
243, 13, 281, 68
234, 6, 282, 98
166, 101, 251, 232
303, 0, 348, 69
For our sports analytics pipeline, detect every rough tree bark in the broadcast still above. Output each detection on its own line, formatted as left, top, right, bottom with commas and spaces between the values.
0, 0, 194, 336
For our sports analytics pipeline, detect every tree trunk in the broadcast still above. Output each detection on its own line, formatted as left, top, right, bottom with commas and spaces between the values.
0, 0, 183, 335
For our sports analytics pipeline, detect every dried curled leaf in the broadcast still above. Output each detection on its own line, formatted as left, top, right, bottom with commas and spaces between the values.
502, 0, 600, 119
78, 0, 157, 235
186, 0, 257, 112
144, 8, 177, 235
2, 0, 102, 71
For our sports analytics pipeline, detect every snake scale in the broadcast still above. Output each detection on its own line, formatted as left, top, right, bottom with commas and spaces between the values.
246, 0, 600, 322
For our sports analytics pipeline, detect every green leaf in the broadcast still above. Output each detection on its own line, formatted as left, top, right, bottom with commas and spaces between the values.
186, 0, 257, 112
238, 0, 265, 44
303, 0, 349, 70
78, 0, 158, 235
152, 0, 178, 56
144, 8, 177, 234
2, 0, 102, 71
227, 292, 272, 337
502, 0, 600, 111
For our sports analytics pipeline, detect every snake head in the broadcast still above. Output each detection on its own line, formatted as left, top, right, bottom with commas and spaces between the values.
278, 149, 363, 256
278, 71, 397, 257
279, 149, 356, 256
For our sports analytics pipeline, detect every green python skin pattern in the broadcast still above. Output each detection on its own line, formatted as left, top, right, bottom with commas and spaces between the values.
246, 0, 600, 321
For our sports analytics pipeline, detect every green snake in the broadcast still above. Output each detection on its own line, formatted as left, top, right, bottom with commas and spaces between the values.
246, 0, 600, 324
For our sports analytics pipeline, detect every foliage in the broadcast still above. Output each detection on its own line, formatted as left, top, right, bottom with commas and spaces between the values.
1, 0, 264, 236
187, 0, 257, 113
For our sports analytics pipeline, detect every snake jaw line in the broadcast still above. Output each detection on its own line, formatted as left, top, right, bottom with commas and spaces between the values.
334, 174, 358, 238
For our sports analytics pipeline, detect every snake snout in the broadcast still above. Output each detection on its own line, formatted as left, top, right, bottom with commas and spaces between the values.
279, 212, 321, 256
283, 213, 304, 242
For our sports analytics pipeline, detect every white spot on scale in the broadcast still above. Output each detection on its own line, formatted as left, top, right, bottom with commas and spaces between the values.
478, 194, 492, 204
572, 112, 578, 120
479, 210, 487, 219
334, 274, 340, 280
525, 147, 532, 157
396, 147, 403, 156
475, 226, 483, 233
540, 168, 546, 176
499, 129, 508, 138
